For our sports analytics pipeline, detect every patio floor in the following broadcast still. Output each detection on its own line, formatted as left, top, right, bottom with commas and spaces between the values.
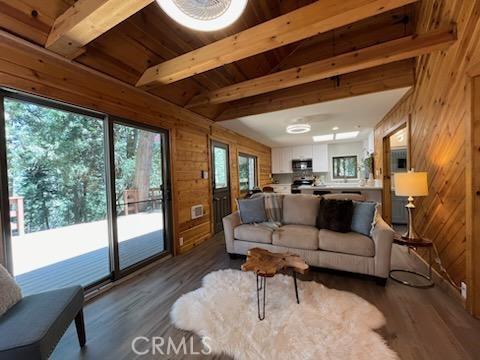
12, 212, 165, 295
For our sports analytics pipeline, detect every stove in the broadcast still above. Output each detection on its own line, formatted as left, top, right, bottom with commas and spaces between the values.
291, 178, 314, 194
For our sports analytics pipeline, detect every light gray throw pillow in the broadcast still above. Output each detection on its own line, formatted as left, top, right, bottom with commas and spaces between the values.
0, 264, 22, 317
237, 196, 267, 224
351, 201, 378, 237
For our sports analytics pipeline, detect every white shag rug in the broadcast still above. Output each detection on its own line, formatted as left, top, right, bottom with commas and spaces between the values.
171, 269, 398, 360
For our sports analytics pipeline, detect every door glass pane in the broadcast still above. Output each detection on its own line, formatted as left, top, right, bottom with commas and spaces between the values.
4, 98, 110, 295
239, 154, 257, 192
114, 124, 165, 270
214, 146, 228, 189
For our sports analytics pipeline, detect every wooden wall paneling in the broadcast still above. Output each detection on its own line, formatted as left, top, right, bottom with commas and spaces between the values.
373, 0, 480, 300
175, 127, 212, 254
466, 69, 480, 317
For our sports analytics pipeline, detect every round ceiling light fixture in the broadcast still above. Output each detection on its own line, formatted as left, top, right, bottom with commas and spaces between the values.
286, 123, 311, 134
157, 0, 248, 32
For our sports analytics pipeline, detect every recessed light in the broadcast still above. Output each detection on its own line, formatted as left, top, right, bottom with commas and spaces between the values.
335, 131, 360, 140
286, 124, 311, 134
332, 126, 339, 131
313, 134, 334, 142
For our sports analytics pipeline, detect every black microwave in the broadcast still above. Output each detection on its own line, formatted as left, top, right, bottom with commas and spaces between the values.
292, 159, 312, 171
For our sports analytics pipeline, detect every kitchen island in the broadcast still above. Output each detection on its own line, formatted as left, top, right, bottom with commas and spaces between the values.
298, 183, 382, 202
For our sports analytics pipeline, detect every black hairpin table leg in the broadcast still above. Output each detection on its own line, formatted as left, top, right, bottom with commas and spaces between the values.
256, 274, 266, 321
293, 271, 300, 304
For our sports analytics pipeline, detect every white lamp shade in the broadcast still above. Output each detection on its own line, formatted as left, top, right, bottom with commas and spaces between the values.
394, 172, 428, 197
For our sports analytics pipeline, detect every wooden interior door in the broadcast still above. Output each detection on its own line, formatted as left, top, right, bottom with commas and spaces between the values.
211, 141, 231, 233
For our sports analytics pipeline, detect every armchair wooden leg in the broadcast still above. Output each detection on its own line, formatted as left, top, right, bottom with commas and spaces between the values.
74, 309, 86, 347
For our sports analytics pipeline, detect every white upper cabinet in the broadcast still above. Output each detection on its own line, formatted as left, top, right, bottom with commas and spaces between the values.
272, 147, 293, 174
312, 144, 328, 172
272, 145, 317, 174
271, 147, 281, 174
279, 147, 293, 173
291, 145, 313, 160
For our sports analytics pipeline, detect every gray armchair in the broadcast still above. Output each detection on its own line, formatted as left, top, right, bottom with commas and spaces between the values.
0, 286, 85, 360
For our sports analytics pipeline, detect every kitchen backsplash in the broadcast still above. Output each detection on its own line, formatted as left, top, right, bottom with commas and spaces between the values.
272, 172, 328, 184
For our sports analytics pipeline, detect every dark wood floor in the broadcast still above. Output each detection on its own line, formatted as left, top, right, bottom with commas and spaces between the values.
52, 233, 480, 360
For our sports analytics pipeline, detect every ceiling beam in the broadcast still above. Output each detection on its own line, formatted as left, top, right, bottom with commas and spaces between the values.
214, 60, 415, 121
136, 0, 418, 88
46, 0, 154, 59
188, 27, 456, 107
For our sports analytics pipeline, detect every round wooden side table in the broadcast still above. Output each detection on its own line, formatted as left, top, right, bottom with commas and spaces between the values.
389, 233, 434, 288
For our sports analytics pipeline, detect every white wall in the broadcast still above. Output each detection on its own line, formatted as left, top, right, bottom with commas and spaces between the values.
364, 131, 374, 154
327, 141, 364, 182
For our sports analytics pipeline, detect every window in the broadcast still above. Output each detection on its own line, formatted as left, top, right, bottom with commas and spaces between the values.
332, 156, 358, 179
238, 153, 257, 192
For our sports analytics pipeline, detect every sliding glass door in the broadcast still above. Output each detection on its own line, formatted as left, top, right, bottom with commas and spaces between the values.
1, 96, 110, 295
113, 123, 168, 271
0, 90, 172, 295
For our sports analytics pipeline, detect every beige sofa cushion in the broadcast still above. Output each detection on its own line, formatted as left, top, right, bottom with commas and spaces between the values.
234, 224, 273, 244
319, 229, 375, 257
282, 195, 320, 226
272, 225, 318, 250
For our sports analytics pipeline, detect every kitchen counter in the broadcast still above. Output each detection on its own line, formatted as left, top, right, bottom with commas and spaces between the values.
298, 183, 382, 202
297, 184, 382, 190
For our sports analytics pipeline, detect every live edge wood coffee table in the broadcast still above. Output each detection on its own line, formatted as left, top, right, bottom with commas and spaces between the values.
241, 248, 309, 321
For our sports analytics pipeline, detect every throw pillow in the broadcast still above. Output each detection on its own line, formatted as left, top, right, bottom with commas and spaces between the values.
0, 264, 22, 317
316, 198, 354, 233
237, 196, 267, 224
351, 201, 378, 237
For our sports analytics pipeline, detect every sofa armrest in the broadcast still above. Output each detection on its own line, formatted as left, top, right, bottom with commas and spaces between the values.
222, 211, 241, 253
371, 216, 394, 278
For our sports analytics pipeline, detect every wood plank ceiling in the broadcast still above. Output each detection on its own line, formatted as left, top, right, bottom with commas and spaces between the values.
0, 0, 421, 121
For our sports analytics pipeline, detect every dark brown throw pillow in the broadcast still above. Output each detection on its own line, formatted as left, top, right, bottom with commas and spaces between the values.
316, 198, 354, 233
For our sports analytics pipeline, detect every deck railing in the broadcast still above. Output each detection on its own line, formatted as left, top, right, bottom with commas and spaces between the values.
9, 196, 24, 235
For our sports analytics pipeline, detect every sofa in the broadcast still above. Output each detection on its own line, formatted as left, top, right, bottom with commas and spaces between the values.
223, 194, 394, 283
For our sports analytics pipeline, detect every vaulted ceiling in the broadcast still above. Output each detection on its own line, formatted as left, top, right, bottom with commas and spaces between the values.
0, 0, 456, 122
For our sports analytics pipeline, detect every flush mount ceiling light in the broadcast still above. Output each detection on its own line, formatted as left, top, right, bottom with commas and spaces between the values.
313, 134, 334, 142
157, 0, 248, 32
335, 131, 360, 140
332, 126, 339, 131
286, 123, 311, 134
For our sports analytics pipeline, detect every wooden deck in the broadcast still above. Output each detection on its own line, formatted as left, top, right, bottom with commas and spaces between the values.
50, 233, 480, 360
16, 230, 164, 296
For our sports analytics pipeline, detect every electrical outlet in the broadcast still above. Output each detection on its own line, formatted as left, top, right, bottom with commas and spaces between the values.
179, 237, 184, 246
461, 282, 467, 299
